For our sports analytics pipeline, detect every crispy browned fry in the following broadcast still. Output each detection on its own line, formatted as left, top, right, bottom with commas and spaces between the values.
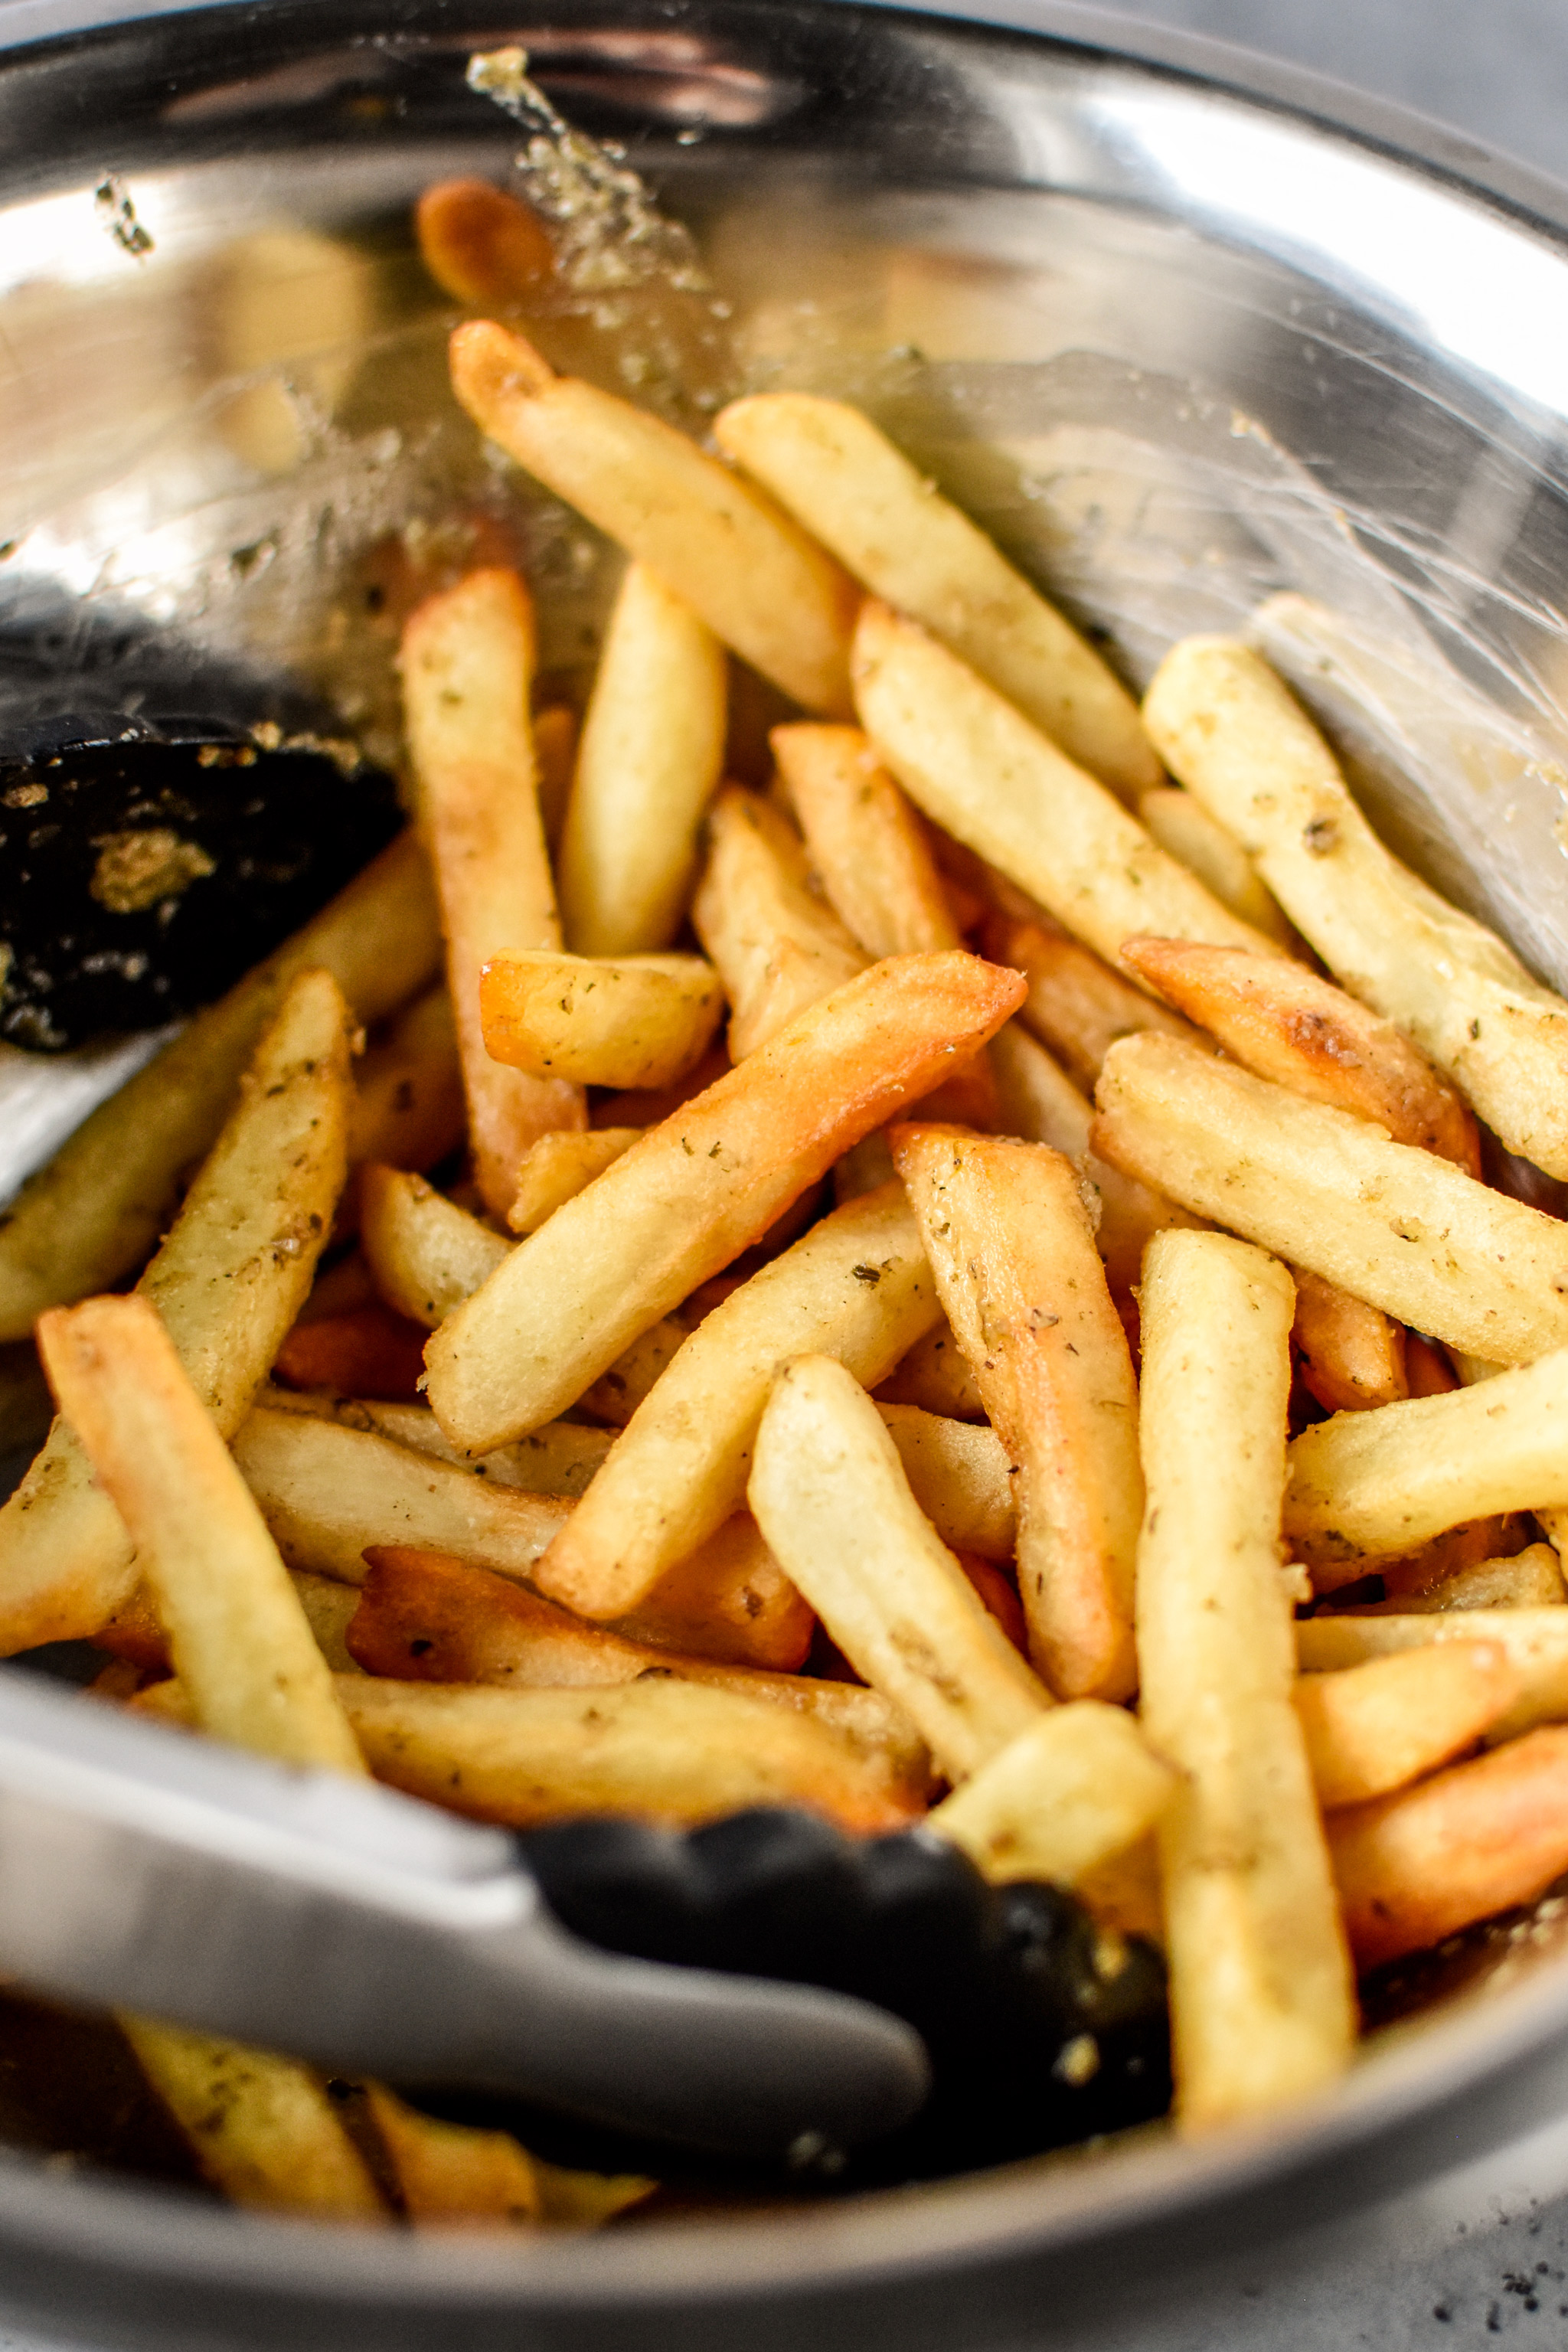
892, 1125, 1142, 1702
1093, 1034, 1568, 1366
535, 1181, 940, 1622
1136, 788, 1294, 946
983, 913, 1197, 1093
1291, 1269, 1408, 1415
1120, 936, 1480, 1171
876, 1404, 1014, 1562
359, 1167, 509, 1327
1298, 1608, 1568, 1746
1328, 1727, 1568, 1966
0, 969, 354, 1654
929, 1704, 1175, 1887
339, 985, 465, 1233
415, 177, 553, 304
400, 567, 583, 1215
508, 1129, 642, 1236
0, 831, 438, 1342
425, 950, 1025, 1455
771, 724, 959, 959
360, 2082, 541, 2229
479, 951, 724, 1089
874, 1318, 986, 1421
693, 788, 866, 1058
1295, 1645, 1520, 1809
449, 322, 859, 715
273, 1305, 430, 1403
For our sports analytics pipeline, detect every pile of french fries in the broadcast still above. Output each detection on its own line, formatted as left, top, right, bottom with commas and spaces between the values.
10, 168, 1568, 2220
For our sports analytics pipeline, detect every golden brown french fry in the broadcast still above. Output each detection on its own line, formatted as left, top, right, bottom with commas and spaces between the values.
0, 969, 354, 1653
1119, 936, 1479, 1170
95, 1566, 364, 1679
1137, 1229, 1354, 2129
714, 392, 1160, 799
771, 724, 959, 958
359, 1168, 509, 1327
929, 1704, 1175, 1887
426, 950, 1026, 1455
1137, 788, 1294, 946
0, 831, 438, 1341
360, 2082, 541, 2229
558, 561, 727, 955
532, 705, 577, 856
692, 788, 866, 1058
749, 1354, 1050, 1782
508, 1128, 642, 1236
1328, 1728, 1568, 1967
874, 1317, 986, 1421
1290, 1268, 1408, 1415
340, 985, 466, 1231
1294, 1645, 1520, 1809
876, 1404, 1014, 1562
1283, 1345, 1568, 1579
449, 322, 859, 715
1093, 1034, 1568, 1365
983, 913, 1197, 1093
415, 176, 554, 305
851, 602, 1279, 972
273, 1305, 429, 1403
479, 951, 724, 1088
1298, 1607, 1568, 1746
1142, 635, 1568, 1180
400, 567, 583, 1216
892, 1126, 1142, 1702
535, 1181, 941, 1621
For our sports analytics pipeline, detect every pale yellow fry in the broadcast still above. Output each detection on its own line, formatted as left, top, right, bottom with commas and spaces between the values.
875, 1317, 985, 1422
1143, 635, 1568, 1180
929, 1704, 1175, 1886
559, 560, 727, 955
0, 969, 354, 1654
38, 1298, 361, 1774
0, 831, 437, 1341
479, 950, 723, 1088
361, 2083, 541, 2229
876, 1404, 1014, 1562
345, 984, 465, 1194
851, 602, 1279, 972
714, 392, 1159, 799
449, 322, 859, 715
1093, 1033, 1568, 1366
509, 1129, 642, 1236
292, 1570, 364, 1673
400, 567, 583, 1217
535, 1181, 942, 1620
1137, 1229, 1354, 2131
360, 1167, 509, 1328
1294, 1645, 1521, 1810
749, 1354, 1050, 1782
1137, 787, 1293, 946
693, 788, 866, 1058
772, 723, 959, 958
312, 1397, 615, 1501
1297, 1608, 1568, 1746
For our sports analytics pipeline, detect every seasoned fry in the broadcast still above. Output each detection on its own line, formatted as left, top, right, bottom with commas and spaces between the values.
1298, 1608, 1568, 1744
361, 2082, 541, 2229
1294, 1645, 1520, 1809
851, 603, 1278, 972
415, 176, 553, 304
312, 1398, 616, 1501
508, 1128, 642, 1236
536, 1181, 940, 1621
558, 562, 727, 956
341, 985, 465, 1228
425, 951, 1025, 1455
1142, 635, 1568, 1180
892, 1126, 1142, 1702
749, 1354, 1051, 1782
771, 724, 959, 958
1137, 1229, 1354, 2129
929, 1704, 1175, 1888
272, 1305, 429, 1403
0, 969, 354, 1652
449, 322, 859, 715
401, 568, 583, 1216
359, 1168, 508, 1327
876, 1404, 1014, 1562
0, 830, 438, 1341
693, 789, 866, 1058
1093, 1034, 1568, 1366
1328, 1729, 1568, 1968
1290, 1269, 1408, 1415
982, 913, 1199, 1093
479, 950, 723, 1088
714, 392, 1160, 799
874, 1318, 986, 1421
1136, 788, 1293, 946
1119, 936, 1479, 1171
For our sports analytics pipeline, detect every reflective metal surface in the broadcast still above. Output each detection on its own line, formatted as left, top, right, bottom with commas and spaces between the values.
7, 0, 1568, 2343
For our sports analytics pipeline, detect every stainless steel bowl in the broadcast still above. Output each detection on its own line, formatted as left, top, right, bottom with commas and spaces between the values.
6, 1, 1568, 2343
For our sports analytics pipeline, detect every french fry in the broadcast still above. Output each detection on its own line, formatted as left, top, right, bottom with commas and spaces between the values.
400, 567, 583, 1216
1092, 1034, 1568, 1366
1136, 1229, 1354, 2129
876, 1404, 1015, 1562
0, 829, 438, 1341
1377, 1540, 1567, 1614
1298, 1608, 1568, 1744
929, 1704, 1176, 1888
292, 1570, 364, 1674
851, 603, 1279, 973
1282, 1346, 1568, 1578
692, 789, 866, 1058
415, 176, 554, 305
1142, 635, 1568, 1180
874, 1318, 986, 1421
983, 913, 1197, 1093
575, 1312, 694, 1427
508, 1129, 642, 1236
424, 950, 1025, 1455
336, 1674, 916, 1834
0, 969, 354, 1652
1328, 1729, 1568, 1968
770, 724, 960, 958
1290, 1269, 1408, 1415
558, 562, 727, 955
748, 1354, 1051, 1782
714, 392, 1160, 799
532, 705, 577, 855
359, 1167, 508, 1327
1136, 788, 1293, 946
891, 1126, 1142, 1702
535, 1181, 941, 1622
479, 951, 724, 1089
1119, 937, 1479, 1171
1294, 1645, 1521, 1809
360, 2082, 541, 2229
273, 1305, 430, 1402
342, 984, 466, 1220
309, 1397, 616, 1501
448, 322, 859, 715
